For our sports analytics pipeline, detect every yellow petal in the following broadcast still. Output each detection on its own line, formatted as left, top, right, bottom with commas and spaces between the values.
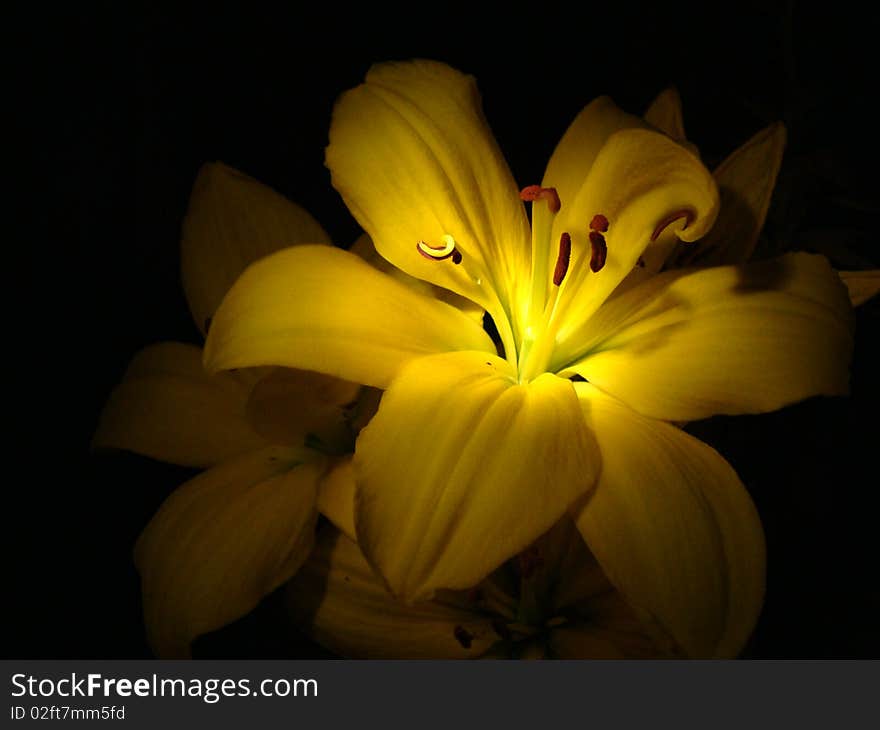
316, 457, 356, 541
644, 87, 687, 142
542, 96, 645, 222
181, 162, 331, 337
203, 245, 494, 389
549, 594, 673, 659
573, 384, 765, 658
246, 368, 360, 453
353, 351, 599, 603
93, 342, 266, 468
135, 446, 322, 658
667, 123, 787, 268
350, 233, 484, 322
553, 128, 719, 327
326, 60, 529, 355
287, 527, 497, 658
557, 253, 853, 421
839, 269, 880, 306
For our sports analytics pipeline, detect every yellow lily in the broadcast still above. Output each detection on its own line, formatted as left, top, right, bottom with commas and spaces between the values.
205, 60, 854, 658
95, 163, 362, 658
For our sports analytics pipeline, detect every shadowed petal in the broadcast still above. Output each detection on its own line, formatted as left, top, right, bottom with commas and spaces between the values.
839, 269, 880, 306
667, 123, 787, 269
94, 342, 267, 468
287, 528, 497, 659
182, 162, 331, 337
573, 384, 765, 658
135, 446, 322, 658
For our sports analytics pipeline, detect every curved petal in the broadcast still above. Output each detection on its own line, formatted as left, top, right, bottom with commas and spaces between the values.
326, 60, 530, 354
556, 253, 854, 421
552, 128, 719, 330
135, 446, 322, 658
542, 96, 645, 218
667, 123, 787, 269
93, 342, 267, 468
573, 384, 765, 658
181, 162, 331, 337
203, 245, 494, 389
839, 269, 880, 306
353, 351, 600, 603
286, 527, 497, 659
644, 87, 687, 142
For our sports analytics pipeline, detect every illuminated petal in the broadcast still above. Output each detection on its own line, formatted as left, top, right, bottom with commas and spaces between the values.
557, 253, 853, 421
326, 60, 529, 353
553, 128, 719, 327
181, 162, 331, 336
573, 384, 765, 658
350, 233, 483, 322
135, 446, 322, 658
316, 457, 356, 541
203, 245, 494, 389
93, 342, 266, 468
287, 528, 497, 659
542, 96, 645, 222
246, 368, 360, 454
644, 87, 687, 142
667, 123, 787, 268
354, 351, 599, 603
839, 269, 880, 306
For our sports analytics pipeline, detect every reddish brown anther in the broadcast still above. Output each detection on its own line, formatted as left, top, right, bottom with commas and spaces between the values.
553, 232, 572, 286
651, 209, 696, 242
589, 214, 609, 232
453, 625, 474, 649
519, 185, 561, 213
452, 249, 463, 265
589, 231, 608, 272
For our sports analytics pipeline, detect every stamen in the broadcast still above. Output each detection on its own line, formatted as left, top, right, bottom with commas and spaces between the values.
651, 209, 696, 242
589, 213, 609, 233
416, 233, 459, 262
589, 231, 608, 272
519, 185, 561, 213
453, 625, 474, 649
553, 232, 571, 286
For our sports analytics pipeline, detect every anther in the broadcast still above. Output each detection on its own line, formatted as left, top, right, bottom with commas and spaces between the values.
651, 209, 696, 242
589, 231, 608, 272
416, 233, 459, 262
453, 625, 474, 649
519, 185, 561, 213
553, 232, 572, 286
589, 214, 609, 233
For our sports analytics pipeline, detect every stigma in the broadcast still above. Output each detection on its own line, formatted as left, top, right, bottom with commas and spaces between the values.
416, 234, 462, 264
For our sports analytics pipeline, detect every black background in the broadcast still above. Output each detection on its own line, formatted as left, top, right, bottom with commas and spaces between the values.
17, 2, 879, 658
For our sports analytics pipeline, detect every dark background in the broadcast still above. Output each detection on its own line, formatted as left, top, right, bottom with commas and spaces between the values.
17, 2, 879, 658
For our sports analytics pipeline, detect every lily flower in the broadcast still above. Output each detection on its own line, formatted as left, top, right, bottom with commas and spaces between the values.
205, 60, 854, 658
95, 163, 363, 658
288, 519, 673, 659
